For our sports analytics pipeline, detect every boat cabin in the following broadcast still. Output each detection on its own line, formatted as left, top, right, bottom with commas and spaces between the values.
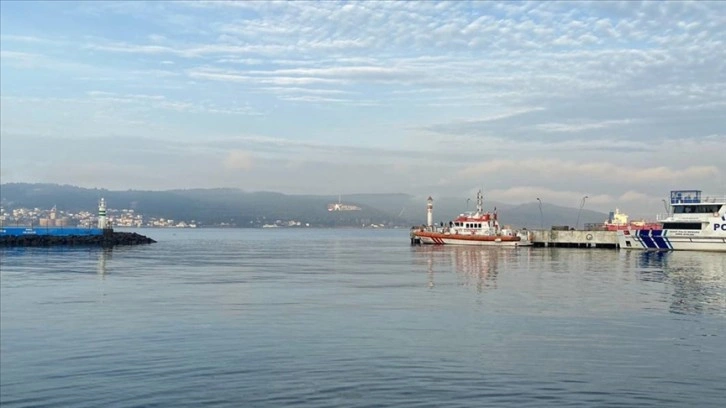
662, 189, 726, 230
669, 190, 724, 214
670, 190, 702, 204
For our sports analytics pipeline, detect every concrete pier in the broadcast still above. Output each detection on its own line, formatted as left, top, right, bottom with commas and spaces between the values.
529, 229, 619, 249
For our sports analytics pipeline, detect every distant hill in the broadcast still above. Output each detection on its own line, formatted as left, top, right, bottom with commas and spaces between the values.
0, 183, 609, 228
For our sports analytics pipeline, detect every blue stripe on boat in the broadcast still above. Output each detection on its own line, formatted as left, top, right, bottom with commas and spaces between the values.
638, 230, 657, 249
651, 230, 669, 250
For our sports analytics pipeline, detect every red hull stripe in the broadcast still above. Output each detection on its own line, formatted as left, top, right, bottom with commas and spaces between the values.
415, 231, 521, 242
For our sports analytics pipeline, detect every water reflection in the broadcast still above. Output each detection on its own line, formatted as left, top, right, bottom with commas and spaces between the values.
414, 245, 508, 292
97, 248, 112, 278
629, 251, 726, 315
0, 246, 113, 278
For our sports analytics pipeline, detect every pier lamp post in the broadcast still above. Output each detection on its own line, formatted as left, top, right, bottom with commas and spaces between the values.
575, 195, 588, 230
536, 198, 543, 229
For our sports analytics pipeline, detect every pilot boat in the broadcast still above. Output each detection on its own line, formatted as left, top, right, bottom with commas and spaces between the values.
411, 190, 532, 246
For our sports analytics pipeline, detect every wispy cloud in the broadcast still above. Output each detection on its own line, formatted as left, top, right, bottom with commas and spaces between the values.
458, 160, 720, 184
535, 119, 639, 133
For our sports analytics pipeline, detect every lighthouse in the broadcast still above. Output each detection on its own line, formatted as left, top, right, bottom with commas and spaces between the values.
426, 196, 433, 228
98, 198, 108, 229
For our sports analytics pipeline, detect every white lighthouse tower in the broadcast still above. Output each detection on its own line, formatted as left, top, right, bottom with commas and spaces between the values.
426, 196, 433, 228
98, 198, 108, 229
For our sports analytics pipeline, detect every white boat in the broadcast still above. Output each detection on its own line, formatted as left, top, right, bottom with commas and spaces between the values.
411, 190, 532, 247
618, 190, 726, 252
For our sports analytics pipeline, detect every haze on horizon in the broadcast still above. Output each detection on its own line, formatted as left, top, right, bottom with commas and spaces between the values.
1, 1, 724, 218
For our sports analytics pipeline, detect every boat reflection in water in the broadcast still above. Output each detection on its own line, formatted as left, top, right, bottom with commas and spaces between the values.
628, 250, 726, 315
414, 245, 522, 292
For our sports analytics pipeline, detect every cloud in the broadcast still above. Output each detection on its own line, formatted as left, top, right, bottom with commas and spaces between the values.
457, 160, 720, 184
223, 150, 255, 170
1, 1, 724, 214
535, 119, 639, 133
187, 69, 346, 86
483, 186, 614, 206
617, 191, 653, 203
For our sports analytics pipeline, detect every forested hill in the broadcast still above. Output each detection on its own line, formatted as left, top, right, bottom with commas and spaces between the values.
0, 183, 608, 228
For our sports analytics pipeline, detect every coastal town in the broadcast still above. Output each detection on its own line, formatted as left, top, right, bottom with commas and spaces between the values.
0, 205, 198, 229
0, 205, 339, 229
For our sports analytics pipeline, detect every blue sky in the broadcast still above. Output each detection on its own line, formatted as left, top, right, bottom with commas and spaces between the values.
1, 1, 724, 216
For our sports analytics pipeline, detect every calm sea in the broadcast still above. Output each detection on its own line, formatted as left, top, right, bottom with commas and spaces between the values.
1, 228, 725, 407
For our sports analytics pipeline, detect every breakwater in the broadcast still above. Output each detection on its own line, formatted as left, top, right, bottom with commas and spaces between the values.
0, 231, 156, 247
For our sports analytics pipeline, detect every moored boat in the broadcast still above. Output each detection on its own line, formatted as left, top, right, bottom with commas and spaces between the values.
617, 190, 726, 252
411, 190, 532, 246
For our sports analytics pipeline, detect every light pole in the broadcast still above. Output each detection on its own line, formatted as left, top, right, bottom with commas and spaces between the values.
575, 195, 588, 230
536, 198, 543, 229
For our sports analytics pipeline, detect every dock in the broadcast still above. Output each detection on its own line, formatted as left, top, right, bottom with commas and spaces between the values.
529, 229, 619, 249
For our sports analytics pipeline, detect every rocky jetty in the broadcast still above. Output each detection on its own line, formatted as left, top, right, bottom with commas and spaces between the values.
0, 231, 156, 247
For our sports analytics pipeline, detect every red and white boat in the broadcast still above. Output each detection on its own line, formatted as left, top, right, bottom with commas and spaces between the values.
411, 190, 533, 246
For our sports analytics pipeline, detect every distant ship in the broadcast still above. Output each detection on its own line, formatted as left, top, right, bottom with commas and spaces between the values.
603, 208, 661, 231
327, 195, 361, 212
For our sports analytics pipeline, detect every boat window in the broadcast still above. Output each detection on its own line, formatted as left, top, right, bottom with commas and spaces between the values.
662, 222, 702, 230
673, 205, 720, 214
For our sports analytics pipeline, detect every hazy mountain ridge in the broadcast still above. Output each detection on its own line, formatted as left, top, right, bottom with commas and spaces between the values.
0, 183, 609, 228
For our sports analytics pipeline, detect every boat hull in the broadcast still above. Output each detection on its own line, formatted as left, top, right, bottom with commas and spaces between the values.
618, 229, 726, 252
414, 231, 532, 246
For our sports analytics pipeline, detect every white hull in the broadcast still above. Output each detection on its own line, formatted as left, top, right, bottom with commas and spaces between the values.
618, 230, 726, 252
616, 190, 726, 252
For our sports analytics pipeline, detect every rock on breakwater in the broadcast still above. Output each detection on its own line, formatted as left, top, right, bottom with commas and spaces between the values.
0, 231, 156, 247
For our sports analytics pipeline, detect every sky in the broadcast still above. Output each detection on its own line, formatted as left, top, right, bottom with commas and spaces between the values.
1, 1, 724, 216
